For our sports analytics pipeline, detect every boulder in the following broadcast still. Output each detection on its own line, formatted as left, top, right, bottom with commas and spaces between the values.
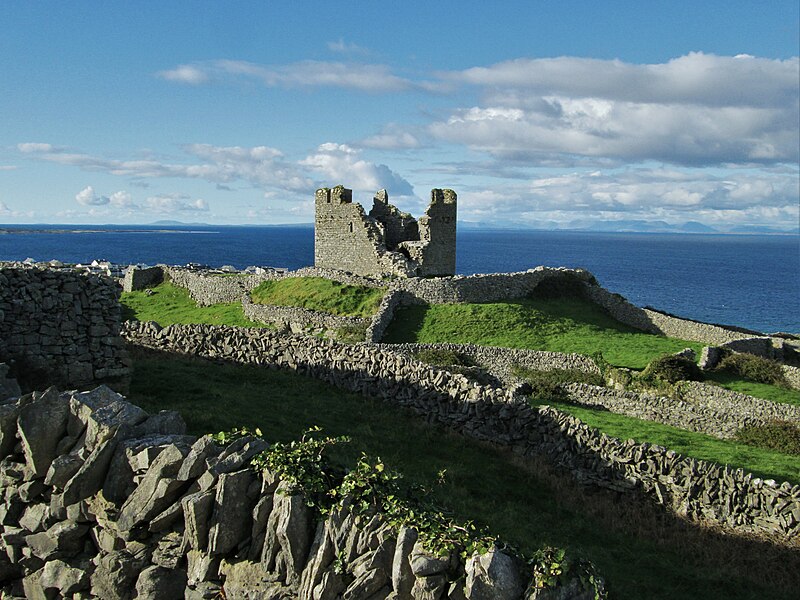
135, 565, 188, 600
464, 549, 524, 600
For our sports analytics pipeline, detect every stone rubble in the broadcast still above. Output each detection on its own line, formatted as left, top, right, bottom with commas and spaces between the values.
0, 381, 596, 599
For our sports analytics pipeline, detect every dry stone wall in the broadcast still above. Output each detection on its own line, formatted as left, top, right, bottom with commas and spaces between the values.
0, 266, 129, 388
376, 342, 600, 387
121, 322, 800, 540
163, 267, 276, 307
0, 384, 592, 599
241, 296, 369, 335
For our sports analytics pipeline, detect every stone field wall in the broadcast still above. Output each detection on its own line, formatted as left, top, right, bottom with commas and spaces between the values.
122, 322, 800, 541
562, 382, 800, 440
241, 296, 369, 336
375, 342, 600, 387
0, 266, 129, 388
1, 384, 589, 599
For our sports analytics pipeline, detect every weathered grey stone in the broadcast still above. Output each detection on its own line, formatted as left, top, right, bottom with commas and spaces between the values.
247, 491, 275, 560
186, 549, 220, 587
208, 468, 256, 555
262, 488, 314, 585
183, 490, 216, 550
22, 568, 56, 600
0, 363, 21, 400
464, 550, 524, 600
39, 558, 91, 595
44, 452, 83, 489
19, 503, 50, 533
70, 386, 148, 451
219, 559, 295, 599
210, 436, 268, 476
178, 435, 223, 481
116, 444, 190, 532
135, 565, 188, 600
18, 387, 69, 477
25, 520, 89, 560
90, 546, 150, 600
185, 580, 224, 599
411, 573, 448, 600
410, 540, 450, 577
61, 433, 120, 505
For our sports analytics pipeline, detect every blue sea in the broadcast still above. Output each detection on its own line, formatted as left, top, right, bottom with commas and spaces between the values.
1, 224, 798, 334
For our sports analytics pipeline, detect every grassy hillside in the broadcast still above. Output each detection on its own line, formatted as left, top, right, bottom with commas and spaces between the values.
120, 281, 266, 328
126, 349, 800, 600
250, 277, 385, 317
382, 297, 704, 369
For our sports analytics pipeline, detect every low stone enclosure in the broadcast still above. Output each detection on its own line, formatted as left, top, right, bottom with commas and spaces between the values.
122, 321, 800, 542
126, 263, 800, 380
1, 383, 601, 599
0, 264, 129, 390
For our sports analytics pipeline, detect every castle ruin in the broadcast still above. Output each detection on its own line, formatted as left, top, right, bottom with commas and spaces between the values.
314, 186, 456, 278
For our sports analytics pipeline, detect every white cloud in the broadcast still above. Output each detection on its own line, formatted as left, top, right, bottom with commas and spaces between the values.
430, 53, 799, 167
158, 59, 411, 93
145, 194, 209, 213
358, 126, 422, 150
18, 142, 60, 153
0, 201, 9, 213
75, 186, 109, 206
0, 165, 17, 171
157, 64, 210, 85
110, 190, 137, 208
327, 38, 369, 55
455, 167, 799, 230
300, 143, 415, 195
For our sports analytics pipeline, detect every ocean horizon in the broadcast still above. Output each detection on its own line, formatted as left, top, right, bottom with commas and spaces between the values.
1, 224, 798, 335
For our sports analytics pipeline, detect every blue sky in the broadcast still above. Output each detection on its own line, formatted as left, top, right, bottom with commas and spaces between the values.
1, 1, 798, 230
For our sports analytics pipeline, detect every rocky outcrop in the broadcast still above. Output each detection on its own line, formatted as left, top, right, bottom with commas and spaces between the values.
0, 385, 597, 599
122, 322, 800, 541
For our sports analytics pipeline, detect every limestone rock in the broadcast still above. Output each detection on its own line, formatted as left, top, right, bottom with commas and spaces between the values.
464, 549, 524, 600
18, 387, 69, 477
25, 520, 90, 561
391, 526, 418, 597
38, 558, 92, 595
207, 468, 257, 555
183, 490, 216, 550
116, 443, 190, 532
135, 565, 188, 600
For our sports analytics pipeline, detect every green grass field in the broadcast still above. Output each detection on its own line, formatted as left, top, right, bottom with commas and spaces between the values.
704, 371, 800, 406
120, 281, 267, 328
250, 276, 386, 318
528, 398, 800, 483
126, 350, 800, 600
382, 298, 704, 369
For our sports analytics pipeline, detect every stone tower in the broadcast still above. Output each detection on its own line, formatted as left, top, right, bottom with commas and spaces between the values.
313, 186, 457, 278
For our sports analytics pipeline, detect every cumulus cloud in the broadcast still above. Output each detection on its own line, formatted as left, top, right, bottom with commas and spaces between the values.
300, 143, 415, 195
110, 191, 136, 208
158, 59, 411, 93
145, 194, 209, 213
18, 142, 61, 153
75, 186, 109, 206
0, 165, 17, 171
431, 53, 799, 167
455, 167, 799, 231
358, 126, 422, 150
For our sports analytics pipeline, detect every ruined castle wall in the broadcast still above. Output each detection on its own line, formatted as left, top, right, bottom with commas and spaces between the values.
0, 385, 551, 599
122, 321, 800, 540
314, 187, 398, 277
0, 266, 129, 388
416, 189, 457, 276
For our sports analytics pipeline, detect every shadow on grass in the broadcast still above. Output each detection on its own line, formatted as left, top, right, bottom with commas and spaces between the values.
126, 345, 800, 600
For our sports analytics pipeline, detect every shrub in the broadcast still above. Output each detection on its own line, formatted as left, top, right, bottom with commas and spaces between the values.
413, 348, 475, 368
735, 421, 800, 456
512, 366, 605, 402
334, 323, 369, 344
640, 354, 702, 385
715, 352, 787, 387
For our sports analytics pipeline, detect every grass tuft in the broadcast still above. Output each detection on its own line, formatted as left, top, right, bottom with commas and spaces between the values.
120, 281, 267, 328
382, 297, 704, 369
250, 277, 385, 318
